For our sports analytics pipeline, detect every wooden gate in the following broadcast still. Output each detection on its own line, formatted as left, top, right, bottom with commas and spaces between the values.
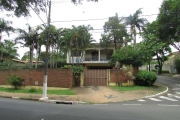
84, 69, 107, 86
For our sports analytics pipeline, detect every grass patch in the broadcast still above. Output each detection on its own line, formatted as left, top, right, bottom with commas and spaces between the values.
0, 87, 75, 95
110, 86, 148, 91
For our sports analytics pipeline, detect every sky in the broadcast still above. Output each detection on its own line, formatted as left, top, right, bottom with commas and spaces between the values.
1, 0, 165, 59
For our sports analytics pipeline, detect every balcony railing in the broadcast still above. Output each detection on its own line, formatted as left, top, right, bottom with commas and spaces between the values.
70, 57, 109, 63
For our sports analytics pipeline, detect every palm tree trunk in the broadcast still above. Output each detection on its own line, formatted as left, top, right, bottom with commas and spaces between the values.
35, 44, 39, 68
55, 47, 58, 68
134, 34, 136, 50
49, 45, 52, 68
29, 47, 32, 68
38, 45, 41, 61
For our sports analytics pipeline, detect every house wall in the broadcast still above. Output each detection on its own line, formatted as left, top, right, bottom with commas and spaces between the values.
100, 50, 106, 59
80, 67, 138, 86
162, 64, 170, 73
109, 67, 138, 86
0, 68, 73, 88
85, 50, 92, 59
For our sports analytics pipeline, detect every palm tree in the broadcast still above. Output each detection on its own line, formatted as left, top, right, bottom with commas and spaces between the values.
0, 18, 14, 37
125, 8, 147, 49
0, 18, 14, 62
0, 40, 19, 69
16, 24, 42, 68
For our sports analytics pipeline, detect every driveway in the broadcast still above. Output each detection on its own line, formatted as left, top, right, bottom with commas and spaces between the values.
49, 85, 164, 103
0, 84, 165, 104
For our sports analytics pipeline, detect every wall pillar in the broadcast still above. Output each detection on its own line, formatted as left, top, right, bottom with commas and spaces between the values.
98, 49, 100, 61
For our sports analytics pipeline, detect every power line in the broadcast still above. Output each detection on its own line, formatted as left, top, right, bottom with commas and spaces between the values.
51, 14, 159, 23
2, 13, 178, 39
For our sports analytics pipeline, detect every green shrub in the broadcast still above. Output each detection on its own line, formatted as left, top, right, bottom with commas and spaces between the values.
28, 87, 37, 92
162, 70, 169, 73
7, 75, 24, 89
174, 57, 180, 74
151, 69, 169, 73
134, 71, 157, 86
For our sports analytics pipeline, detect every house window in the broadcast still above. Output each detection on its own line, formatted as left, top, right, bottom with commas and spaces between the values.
91, 51, 98, 61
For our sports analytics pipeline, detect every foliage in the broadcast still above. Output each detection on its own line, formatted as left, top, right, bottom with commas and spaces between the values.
0, 60, 18, 70
110, 86, 147, 91
7, 75, 24, 89
63, 65, 84, 78
157, 0, 180, 51
0, 87, 75, 95
151, 69, 169, 74
140, 21, 172, 73
125, 8, 148, 49
28, 87, 37, 92
174, 57, 180, 73
122, 65, 135, 80
72, 0, 98, 4
0, 18, 14, 36
134, 71, 157, 86
0, 0, 45, 17
0, 40, 19, 60
109, 46, 143, 67
102, 13, 127, 50
16, 24, 42, 68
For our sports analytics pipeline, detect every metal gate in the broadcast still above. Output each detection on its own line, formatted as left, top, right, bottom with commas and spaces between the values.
84, 69, 107, 86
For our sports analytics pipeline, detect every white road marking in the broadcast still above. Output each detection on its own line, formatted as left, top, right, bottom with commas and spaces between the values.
158, 104, 179, 107
172, 88, 180, 90
176, 92, 180, 95
175, 84, 180, 86
149, 98, 162, 101
159, 96, 178, 101
123, 104, 141, 106
168, 94, 180, 99
138, 99, 146, 102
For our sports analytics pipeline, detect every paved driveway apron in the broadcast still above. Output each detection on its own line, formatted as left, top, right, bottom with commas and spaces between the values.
58, 86, 157, 103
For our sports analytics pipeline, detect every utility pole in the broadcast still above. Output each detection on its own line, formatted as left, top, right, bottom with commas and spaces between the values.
40, 0, 51, 100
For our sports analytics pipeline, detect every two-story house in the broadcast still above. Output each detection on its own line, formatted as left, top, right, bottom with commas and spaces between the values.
66, 43, 115, 86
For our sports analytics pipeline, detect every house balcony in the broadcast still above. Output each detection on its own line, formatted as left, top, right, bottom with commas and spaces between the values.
67, 48, 114, 64
70, 57, 110, 64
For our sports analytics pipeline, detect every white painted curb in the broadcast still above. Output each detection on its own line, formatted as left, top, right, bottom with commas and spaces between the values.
143, 83, 169, 99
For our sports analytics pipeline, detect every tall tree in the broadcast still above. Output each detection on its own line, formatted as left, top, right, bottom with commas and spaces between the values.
140, 21, 172, 73
0, 18, 14, 42
16, 24, 42, 68
125, 8, 148, 49
103, 13, 127, 50
157, 0, 180, 51
0, 0, 46, 17
0, 40, 19, 69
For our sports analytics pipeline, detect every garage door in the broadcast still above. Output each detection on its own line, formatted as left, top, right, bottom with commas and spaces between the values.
84, 69, 107, 86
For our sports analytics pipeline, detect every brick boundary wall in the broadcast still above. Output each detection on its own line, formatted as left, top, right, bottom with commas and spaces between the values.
110, 67, 138, 83
0, 68, 73, 88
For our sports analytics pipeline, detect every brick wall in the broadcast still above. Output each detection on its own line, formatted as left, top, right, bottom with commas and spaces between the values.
110, 67, 138, 83
0, 68, 73, 88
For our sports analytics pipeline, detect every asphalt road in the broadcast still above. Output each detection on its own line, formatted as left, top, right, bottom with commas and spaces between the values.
157, 75, 180, 94
0, 97, 180, 120
0, 75, 180, 120
124, 75, 180, 105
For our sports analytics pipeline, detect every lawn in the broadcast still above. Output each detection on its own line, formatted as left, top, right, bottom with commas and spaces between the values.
0, 87, 75, 95
110, 86, 148, 91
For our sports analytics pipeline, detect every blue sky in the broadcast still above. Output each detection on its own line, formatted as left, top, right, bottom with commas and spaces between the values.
1, 0, 164, 58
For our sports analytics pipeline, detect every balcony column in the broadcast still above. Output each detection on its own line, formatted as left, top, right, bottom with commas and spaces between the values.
98, 49, 100, 62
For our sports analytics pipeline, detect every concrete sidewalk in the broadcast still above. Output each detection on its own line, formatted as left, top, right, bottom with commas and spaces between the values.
0, 83, 167, 104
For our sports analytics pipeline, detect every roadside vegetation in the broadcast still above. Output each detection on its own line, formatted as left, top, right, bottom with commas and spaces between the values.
110, 86, 147, 91
0, 0, 179, 93
0, 86, 75, 95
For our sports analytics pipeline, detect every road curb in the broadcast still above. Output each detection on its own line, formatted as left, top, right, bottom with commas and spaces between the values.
47, 100, 87, 105
143, 83, 169, 98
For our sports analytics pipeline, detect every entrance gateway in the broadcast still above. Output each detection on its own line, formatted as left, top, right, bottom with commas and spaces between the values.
84, 69, 108, 86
